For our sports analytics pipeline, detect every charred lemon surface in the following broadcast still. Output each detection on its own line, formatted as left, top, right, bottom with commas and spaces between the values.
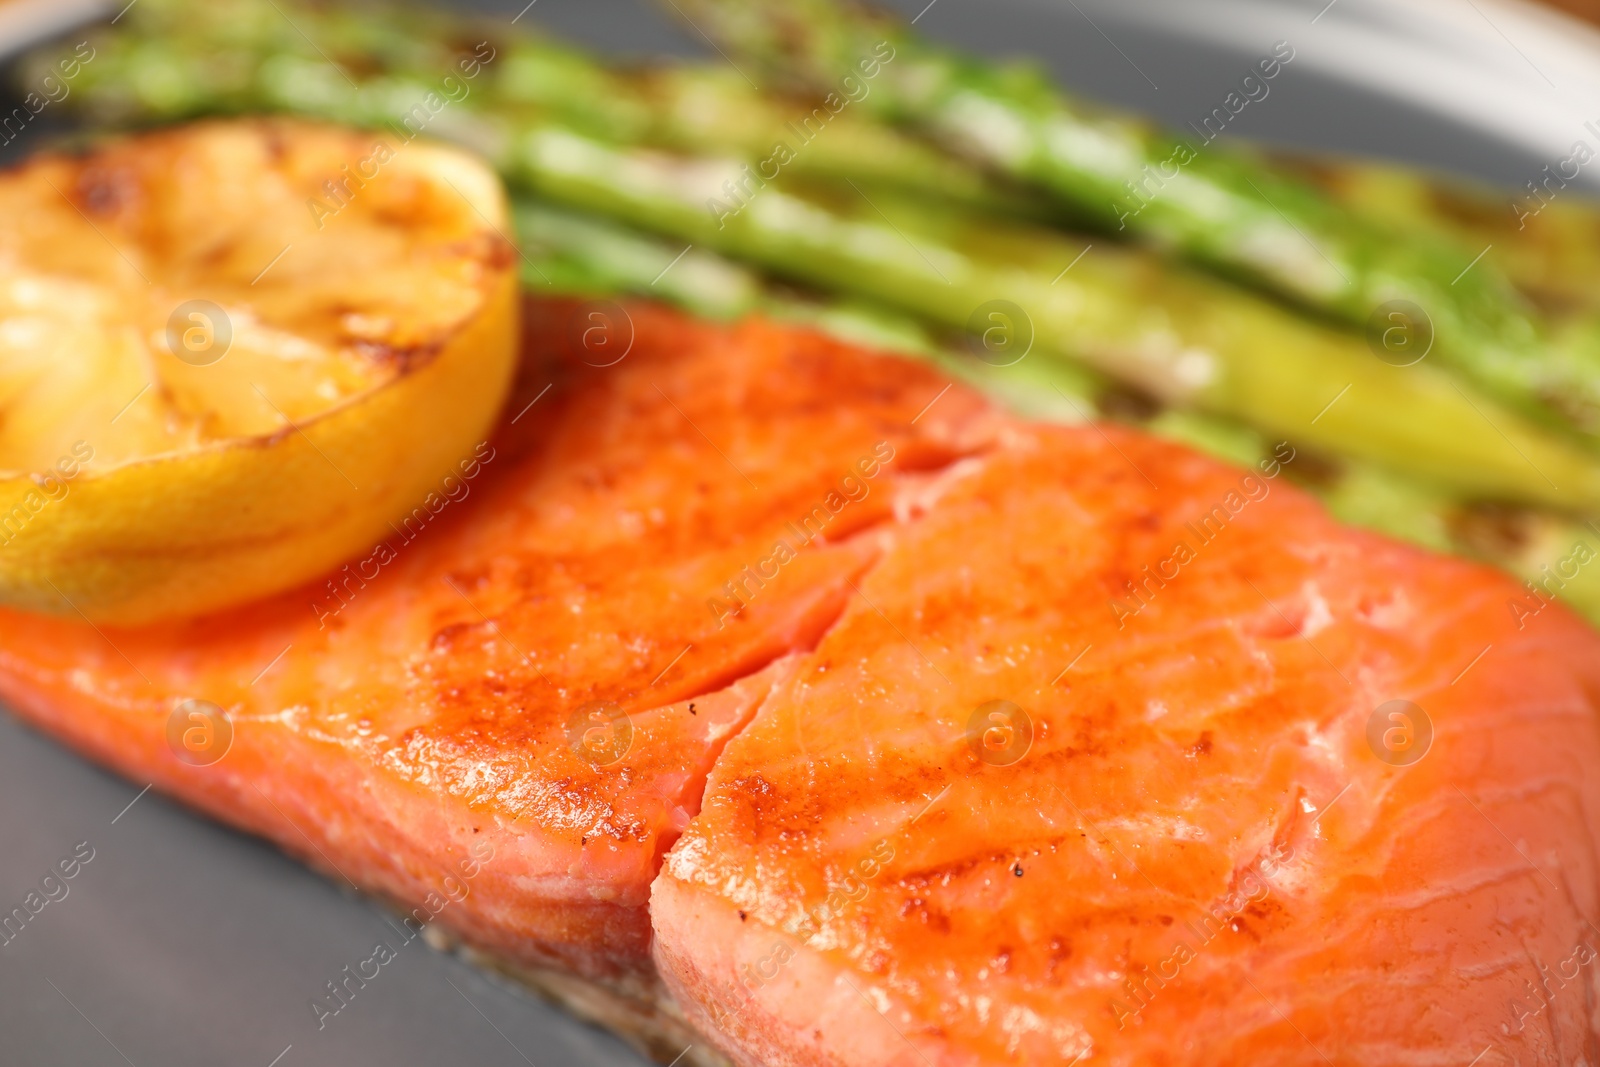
0, 119, 518, 623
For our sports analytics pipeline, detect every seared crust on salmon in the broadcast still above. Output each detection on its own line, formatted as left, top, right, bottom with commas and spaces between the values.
4, 301, 1599, 1065
654, 423, 1600, 1066
0, 298, 993, 992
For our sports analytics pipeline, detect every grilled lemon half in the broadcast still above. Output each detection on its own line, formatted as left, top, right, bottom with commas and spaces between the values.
0, 119, 519, 623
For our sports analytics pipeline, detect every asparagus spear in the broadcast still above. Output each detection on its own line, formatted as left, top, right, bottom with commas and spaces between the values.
662, 0, 1600, 448
502, 125, 1600, 510
56, 0, 1039, 222
499, 51, 1043, 218
1271, 150, 1600, 319
516, 201, 763, 320
1274, 152, 1600, 410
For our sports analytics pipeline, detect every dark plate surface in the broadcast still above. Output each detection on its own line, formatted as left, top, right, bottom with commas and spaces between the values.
1, 1, 1591, 1064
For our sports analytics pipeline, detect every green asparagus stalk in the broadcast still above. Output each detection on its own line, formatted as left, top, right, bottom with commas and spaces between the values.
662, 0, 1600, 448
1275, 152, 1600, 411
516, 201, 763, 320
56, 0, 1038, 222
503, 125, 1600, 510
1270, 150, 1600, 318
497, 53, 1044, 219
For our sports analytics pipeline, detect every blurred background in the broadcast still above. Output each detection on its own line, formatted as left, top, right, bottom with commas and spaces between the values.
7, 0, 1600, 191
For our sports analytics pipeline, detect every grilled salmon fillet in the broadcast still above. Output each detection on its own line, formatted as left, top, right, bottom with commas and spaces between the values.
653, 423, 1600, 1066
4, 299, 1600, 1065
0, 299, 994, 1050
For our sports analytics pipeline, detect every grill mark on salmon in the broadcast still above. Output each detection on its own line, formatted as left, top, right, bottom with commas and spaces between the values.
653, 423, 1600, 1067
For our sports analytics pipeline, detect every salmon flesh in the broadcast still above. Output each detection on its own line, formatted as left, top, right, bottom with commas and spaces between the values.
2, 300, 1597, 1065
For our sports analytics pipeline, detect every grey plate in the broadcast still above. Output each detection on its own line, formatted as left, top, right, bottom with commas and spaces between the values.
0, 1, 1591, 1064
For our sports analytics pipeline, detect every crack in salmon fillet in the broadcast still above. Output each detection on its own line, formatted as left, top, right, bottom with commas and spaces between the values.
652, 423, 1600, 1067
0, 298, 996, 1000
3, 299, 1599, 1066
